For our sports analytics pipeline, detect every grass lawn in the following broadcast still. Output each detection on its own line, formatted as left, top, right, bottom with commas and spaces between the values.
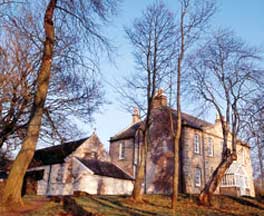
1, 194, 263, 215
74, 194, 264, 216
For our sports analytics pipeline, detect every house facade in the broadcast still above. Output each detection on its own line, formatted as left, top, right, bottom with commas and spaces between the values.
24, 133, 133, 196
109, 90, 255, 197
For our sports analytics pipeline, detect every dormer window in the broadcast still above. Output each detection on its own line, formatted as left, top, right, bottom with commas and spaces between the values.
194, 134, 200, 154
119, 143, 125, 160
208, 137, 214, 157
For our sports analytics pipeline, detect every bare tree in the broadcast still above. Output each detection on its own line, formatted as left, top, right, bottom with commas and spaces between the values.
242, 93, 264, 191
124, 1, 177, 202
0, 5, 104, 152
188, 29, 262, 205
0, 28, 35, 150
1, 0, 119, 207
170, 0, 216, 209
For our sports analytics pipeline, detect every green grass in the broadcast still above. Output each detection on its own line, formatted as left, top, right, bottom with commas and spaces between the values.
74, 194, 264, 216
24, 201, 66, 216
7, 194, 263, 216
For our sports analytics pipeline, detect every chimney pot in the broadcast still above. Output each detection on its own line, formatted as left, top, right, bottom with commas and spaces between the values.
132, 107, 140, 124
215, 113, 225, 124
152, 88, 167, 108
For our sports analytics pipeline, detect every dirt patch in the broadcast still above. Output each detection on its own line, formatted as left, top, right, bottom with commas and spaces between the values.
0, 197, 49, 216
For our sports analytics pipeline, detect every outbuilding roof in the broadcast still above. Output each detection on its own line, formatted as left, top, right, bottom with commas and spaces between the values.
77, 158, 133, 180
30, 137, 88, 168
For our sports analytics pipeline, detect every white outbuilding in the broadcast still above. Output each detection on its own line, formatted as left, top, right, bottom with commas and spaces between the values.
23, 133, 134, 196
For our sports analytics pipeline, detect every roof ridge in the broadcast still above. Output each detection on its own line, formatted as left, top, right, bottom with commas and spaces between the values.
35, 137, 89, 152
110, 108, 213, 141
181, 112, 213, 126
77, 158, 133, 180
110, 122, 141, 139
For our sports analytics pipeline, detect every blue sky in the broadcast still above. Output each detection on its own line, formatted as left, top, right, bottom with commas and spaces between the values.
81, 0, 264, 150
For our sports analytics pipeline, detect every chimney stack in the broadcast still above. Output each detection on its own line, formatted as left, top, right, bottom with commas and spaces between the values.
152, 88, 167, 108
215, 113, 225, 124
132, 107, 140, 124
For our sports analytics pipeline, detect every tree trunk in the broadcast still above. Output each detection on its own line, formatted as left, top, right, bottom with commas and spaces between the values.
171, 112, 180, 210
171, 75, 181, 210
257, 137, 264, 189
1, 0, 56, 207
199, 152, 236, 206
132, 131, 147, 202
171, 8, 184, 209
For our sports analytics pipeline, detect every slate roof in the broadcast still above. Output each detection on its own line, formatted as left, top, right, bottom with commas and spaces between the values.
30, 137, 88, 168
110, 122, 142, 141
110, 108, 212, 142
77, 158, 133, 180
181, 112, 212, 129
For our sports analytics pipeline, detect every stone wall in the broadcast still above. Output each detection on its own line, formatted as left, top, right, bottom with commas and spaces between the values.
27, 134, 114, 196
72, 133, 110, 161
109, 112, 255, 197
109, 138, 135, 176
29, 163, 75, 196
182, 125, 255, 196
72, 158, 133, 195
220, 186, 240, 196
29, 156, 134, 196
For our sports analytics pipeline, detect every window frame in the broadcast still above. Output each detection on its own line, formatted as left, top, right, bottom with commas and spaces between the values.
91, 151, 98, 159
208, 137, 214, 157
56, 164, 64, 183
119, 142, 125, 160
194, 134, 200, 154
194, 167, 202, 187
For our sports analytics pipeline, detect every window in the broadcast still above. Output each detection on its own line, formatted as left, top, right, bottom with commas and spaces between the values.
194, 134, 200, 154
222, 175, 227, 186
56, 164, 64, 182
119, 143, 125, 159
242, 149, 246, 164
85, 151, 98, 159
208, 137, 214, 157
244, 177, 248, 188
91, 151, 98, 159
195, 167, 202, 187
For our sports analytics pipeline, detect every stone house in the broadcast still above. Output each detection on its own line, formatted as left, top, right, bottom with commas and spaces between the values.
109, 90, 255, 197
23, 133, 133, 196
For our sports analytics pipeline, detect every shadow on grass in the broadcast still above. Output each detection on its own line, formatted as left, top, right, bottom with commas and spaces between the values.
90, 196, 167, 216
226, 196, 264, 210
62, 196, 94, 216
